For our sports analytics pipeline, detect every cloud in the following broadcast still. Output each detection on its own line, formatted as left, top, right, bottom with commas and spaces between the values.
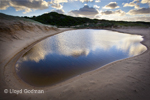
50, 0, 93, 3
94, 5, 100, 9
127, 7, 150, 15
0, 0, 98, 13
79, 0, 93, 2
50, 3, 63, 9
69, 5, 99, 18
99, 14, 150, 22
95, 0, 101, 3
123, 0, 139, 9
51, 9, 65, 14
103, 2, 119, 9
134, 0, 140, 3
19, 29, 146, 63
101, 9, 125, 16
50, 0, 68, 4
0, 0, 50, 13
141, 0, 150, 5
0, 1, 10, 10
122, 16, 150, 22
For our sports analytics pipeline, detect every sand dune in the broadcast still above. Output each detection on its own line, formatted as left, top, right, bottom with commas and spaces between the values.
0, 14, 70, 65
0, 15, 71, 100
0, 14, 150, 100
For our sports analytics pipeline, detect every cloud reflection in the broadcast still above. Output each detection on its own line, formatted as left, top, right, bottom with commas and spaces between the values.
21, 29, 147, 62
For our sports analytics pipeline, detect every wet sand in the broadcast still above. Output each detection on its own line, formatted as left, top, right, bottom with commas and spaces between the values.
0, 27, 150, 100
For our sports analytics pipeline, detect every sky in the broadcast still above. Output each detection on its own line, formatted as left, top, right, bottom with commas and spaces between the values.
0, 0, 150, 22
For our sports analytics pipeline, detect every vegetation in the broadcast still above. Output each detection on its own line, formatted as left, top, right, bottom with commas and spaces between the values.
0, 13, 41, 24
24, 12, 97, 27
17, 12, 150, 28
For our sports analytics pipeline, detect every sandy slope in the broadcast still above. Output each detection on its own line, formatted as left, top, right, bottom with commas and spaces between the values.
0, 17, 150, 100
0, 17, 72, 100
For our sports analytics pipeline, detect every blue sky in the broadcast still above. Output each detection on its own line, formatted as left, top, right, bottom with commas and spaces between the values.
0, 0, 150, 22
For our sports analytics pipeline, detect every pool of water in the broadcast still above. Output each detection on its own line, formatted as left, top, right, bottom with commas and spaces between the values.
15, 29, 147, 87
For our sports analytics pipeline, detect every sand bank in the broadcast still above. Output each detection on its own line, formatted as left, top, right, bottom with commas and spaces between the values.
0, 25, 150, 100
0, 17, 72, 99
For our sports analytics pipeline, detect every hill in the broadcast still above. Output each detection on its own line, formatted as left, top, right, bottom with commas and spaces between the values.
24, 12, 150, 28
24, 12, 97, 27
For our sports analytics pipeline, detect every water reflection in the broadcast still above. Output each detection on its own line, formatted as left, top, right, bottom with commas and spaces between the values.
15, 29, 147, 86
22, 30, 146, 62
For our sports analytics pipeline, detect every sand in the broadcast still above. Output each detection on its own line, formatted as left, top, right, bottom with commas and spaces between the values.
0, 18, 150, 100
0, 17, 72, 99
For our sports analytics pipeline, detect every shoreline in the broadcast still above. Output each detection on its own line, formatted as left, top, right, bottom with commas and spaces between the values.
0, 27, 73, 99
1, 27, 150, 100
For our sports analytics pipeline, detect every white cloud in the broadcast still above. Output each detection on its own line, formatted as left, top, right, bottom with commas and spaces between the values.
51, 9, 65, 14
103, 2, 119, 9
127, 7, 150, 15
94, 5, 100, 9
79, 0, 93, 2
69, 5, 99, 18
95, 0, 100, 3
50, 3, 63, 9
99, 14, 150, 22
101, 9, 125, 16
19, 29, 146, 63
50, 0, 68, 4
123, 0, 139, 9
122, 16, 150, 22
141, 0, 150, 5
50, 0, 93, 3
